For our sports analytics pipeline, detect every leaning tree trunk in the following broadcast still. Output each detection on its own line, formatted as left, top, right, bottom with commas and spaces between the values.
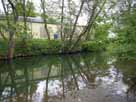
68, 0, 85, 49
7, 33, 15, 59
60, 0, 64, 41
7, 0, 18, 59
71, 0, 107, 50
0, 29, 7, 40
3, 0, 19, 59
22, 0, 27, 32
40, 0, 50, 40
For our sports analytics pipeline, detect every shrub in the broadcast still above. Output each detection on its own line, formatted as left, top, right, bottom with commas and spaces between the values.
0, 39, 107, 59
0, 39, 62, 58
15, 39, 62, 56
15, 40, 34, 56
82, 40, 105, 52
45, 40, 62, 54
0, 39, 8, 57
113, 43, 136, 60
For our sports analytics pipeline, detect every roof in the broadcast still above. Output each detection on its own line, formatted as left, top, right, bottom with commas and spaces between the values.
0, 15, 86, 26
19, 16, 44, 23
0, 15, 44, 23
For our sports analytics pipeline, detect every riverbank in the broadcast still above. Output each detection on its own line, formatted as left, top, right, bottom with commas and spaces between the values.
0, 39, 105, 60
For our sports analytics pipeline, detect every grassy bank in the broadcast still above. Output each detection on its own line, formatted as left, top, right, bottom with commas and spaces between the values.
0, 39, 105, 59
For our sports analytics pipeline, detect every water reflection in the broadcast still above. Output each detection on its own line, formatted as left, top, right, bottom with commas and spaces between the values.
0, 53, 136, 102
114, 60, 136, 102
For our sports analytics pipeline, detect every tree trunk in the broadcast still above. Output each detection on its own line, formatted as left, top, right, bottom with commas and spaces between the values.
7, 33, 15, 59
2, 0, 19, 59
22, 0, 27, 32
60, 0, 64, 41
68, 0, 85, 47
41, 0, 50, 40
71, 0, 107, 50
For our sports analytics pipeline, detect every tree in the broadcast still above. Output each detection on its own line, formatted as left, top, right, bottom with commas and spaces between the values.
1, 0, 19, 59
0, 22, 8, 40
15, 1, 36, 17
113, 0, 136, 60
40, 0, 51, 40
0, 0, 123, 58
60, 0, 65, 41
69, 0, 107, 50
39, 0, 114, 52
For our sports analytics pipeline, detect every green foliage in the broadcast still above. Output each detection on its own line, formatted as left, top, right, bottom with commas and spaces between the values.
14, 40, 33, 56
87, 15, 112, 42
113, 8, 136, 60
46, 40, 62, 53
85, 17, 111, 52
15, 39, 62, 56
93, 23, 111, 40
0, 39, 62, 58
0, 38, 108, 59
0, 39, 8, 57
15, 23, 31, 39
82, 40, 106, 52
29, 39, 62, 54
47, 17, 59, 24
15, 1, 37, 17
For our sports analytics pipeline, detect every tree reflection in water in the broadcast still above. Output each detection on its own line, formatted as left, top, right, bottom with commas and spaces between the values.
114, 60, 136, 102
0, 53, 136, 102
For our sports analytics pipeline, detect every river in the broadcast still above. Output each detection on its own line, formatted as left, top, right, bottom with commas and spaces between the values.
0, 52, 136, 102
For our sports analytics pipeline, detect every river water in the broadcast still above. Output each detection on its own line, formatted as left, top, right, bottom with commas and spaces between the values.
0, 52, 136, 102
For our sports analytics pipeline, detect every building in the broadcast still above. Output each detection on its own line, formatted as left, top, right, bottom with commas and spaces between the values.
0, 16, 85, 39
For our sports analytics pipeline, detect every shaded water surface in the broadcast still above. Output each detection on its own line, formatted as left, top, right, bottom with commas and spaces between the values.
0, 53, 136, 102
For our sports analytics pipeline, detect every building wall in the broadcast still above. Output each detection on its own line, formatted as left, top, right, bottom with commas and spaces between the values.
29, 23, 61, 39
0, 20, 84, 39
29, 22, 84, 39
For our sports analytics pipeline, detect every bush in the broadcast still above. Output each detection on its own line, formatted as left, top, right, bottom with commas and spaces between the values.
0, 39, 107, 59
0, 39, 62, 58
46, 40, 62, 54
0, 39, 8, 57
81, 40, 106, 52
15, 39, 62, 56
113, 43, 136, 60
15, 40, 34, 56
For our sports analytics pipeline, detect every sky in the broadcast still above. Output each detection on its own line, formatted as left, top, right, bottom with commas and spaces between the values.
0, 0, 81, 13
0, 0, 40, 13
0, 1, 2, 13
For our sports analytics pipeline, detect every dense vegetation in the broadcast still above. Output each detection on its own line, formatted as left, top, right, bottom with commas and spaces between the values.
0, 39, 106, 59
111, 3, 136, 60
